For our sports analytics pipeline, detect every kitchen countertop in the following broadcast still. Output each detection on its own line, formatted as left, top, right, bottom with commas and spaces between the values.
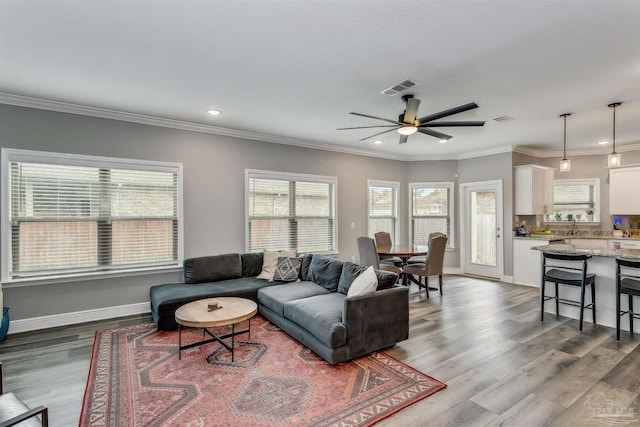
531, 243, 640, 259
514, 235, 640, 241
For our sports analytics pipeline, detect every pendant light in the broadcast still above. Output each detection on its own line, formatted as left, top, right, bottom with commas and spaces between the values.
608, 102, 622, 167
559, 113, 571, 172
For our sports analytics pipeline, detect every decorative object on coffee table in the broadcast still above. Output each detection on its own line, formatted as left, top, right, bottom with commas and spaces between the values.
80, 317, 446, 426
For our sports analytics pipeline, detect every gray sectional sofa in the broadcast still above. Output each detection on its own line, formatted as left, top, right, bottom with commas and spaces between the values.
149, 252, 409, 364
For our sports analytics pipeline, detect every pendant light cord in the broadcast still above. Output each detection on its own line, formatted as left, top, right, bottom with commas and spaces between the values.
563, 115, 567, 158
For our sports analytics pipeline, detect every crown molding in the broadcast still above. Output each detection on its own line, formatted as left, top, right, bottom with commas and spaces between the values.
513, 143, 640, 158
0, 93, 409, 161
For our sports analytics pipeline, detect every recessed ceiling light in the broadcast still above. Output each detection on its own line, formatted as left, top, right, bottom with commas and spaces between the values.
438, 139, 449, 144
598, 140, 609, 145
207, 109, 222, 116
373, 140, 383, 144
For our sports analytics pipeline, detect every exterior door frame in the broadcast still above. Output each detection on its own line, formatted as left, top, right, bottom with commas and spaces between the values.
459, 179, 504, 279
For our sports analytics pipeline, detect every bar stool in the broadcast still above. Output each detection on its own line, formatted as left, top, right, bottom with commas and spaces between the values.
541, 252, 596, 331
615, 257, 640, 341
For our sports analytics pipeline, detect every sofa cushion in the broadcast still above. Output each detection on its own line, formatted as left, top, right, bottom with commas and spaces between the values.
241, 253, 263, 277
257, 281, 329, 317
299, 253, 314, 281
283, 293, 347, 349
337, 262, 368, 294
184, 253, 241, 284
375, 270, 398, 290
307, 256, 344, 292
257, 250, 296, 280
347, 266, 378, 297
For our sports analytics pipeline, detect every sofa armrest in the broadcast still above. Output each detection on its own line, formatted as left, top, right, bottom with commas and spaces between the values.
342, 286, 409, 357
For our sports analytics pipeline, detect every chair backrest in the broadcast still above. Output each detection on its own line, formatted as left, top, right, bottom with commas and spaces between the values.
374, 232, 393, 260
542, 251, 590, 277
357, 236, 380, 268
616, 256, 640, 285
426, 233, 447, 276
374, 232, 393, 247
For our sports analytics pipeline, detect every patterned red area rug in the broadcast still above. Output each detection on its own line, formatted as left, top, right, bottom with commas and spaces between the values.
80, 316, 446, 426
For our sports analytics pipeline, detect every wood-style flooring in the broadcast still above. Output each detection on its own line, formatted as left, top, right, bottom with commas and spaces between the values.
1, 276, 639, 426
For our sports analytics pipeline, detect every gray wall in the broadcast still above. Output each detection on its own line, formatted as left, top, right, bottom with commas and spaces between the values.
1, 104, 519, 322
1, 104, 411, 321
460, 152, 514, 276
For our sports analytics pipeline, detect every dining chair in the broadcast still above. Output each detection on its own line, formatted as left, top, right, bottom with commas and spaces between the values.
615, 257, 640, 341
401, 233, 447, 298
373, 232, 403, 267
356, 237, 401, 276
541, 251, 596, 332
0, 361, 49, 427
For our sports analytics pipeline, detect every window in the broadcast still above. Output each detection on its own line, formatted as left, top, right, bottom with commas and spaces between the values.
1, 149, 183, 283
368, 180, 398, 242
246, 170, 336, 254
547, 178, 600, 222
410, 182, 454, 248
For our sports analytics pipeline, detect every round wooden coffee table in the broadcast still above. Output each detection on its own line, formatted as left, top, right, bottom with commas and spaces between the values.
175, 297, 258, 361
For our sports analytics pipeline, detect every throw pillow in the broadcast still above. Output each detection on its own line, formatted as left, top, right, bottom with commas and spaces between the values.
273, 257, 302, 282
257, 250, 296, 281
338, 261, 368, 294
347, 266, 378, 297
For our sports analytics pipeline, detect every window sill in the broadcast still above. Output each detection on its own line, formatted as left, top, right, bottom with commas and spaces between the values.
1, 265, 182, 288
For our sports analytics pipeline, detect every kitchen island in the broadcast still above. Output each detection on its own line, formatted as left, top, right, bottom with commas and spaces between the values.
532, 243, 640, 332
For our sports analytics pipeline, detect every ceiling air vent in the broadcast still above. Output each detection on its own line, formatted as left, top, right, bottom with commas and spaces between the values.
381, 79, 420, 96
493, 115, 514, 122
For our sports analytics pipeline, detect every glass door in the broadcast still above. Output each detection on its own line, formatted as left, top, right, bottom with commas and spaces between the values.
461, 180, 503, 278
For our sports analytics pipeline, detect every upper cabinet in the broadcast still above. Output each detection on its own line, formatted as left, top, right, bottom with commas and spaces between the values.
610, 166, 640, 214
514, 165, 555, 215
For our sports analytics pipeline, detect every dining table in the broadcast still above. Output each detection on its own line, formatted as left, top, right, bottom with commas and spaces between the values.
377, 244, 428, 286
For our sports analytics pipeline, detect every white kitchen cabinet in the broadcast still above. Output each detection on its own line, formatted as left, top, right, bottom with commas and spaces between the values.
514, 165, 555, 215
513, 238, 548, 287
610, 166, 640, 214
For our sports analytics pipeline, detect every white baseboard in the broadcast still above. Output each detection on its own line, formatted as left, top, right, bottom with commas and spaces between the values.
502, 275, 514, 283
8, 302, 151, 334
443, 267, 463, 275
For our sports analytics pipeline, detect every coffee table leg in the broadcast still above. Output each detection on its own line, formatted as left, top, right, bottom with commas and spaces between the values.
231, 323, 235, 362
248, 318, 251, 341
178, 324, 182, 360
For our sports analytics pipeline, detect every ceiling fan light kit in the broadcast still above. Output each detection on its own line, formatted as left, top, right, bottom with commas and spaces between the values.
559, 113, 571, 172
607, 102, 622, 168
397, 126, 418, 136
338, 94, 485, 144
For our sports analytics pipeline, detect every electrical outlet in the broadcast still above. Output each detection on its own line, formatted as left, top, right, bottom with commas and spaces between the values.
350, 222, 355, 229
351, 255, 355, 262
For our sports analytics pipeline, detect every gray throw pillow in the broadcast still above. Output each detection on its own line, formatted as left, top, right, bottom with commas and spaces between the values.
273, 257, 302, 282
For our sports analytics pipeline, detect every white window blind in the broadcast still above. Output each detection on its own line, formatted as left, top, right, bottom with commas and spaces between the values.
2, 149, 182, 282
246, 170, 336, 254
410, 182, 453, 248
368, 180, 398, 242
549, 178, 600, 222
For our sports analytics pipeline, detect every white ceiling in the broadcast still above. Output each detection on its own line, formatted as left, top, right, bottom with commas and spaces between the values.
1, 0, 640, 160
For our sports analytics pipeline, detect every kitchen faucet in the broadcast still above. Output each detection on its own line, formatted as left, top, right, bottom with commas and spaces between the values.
570, 218, 578, 236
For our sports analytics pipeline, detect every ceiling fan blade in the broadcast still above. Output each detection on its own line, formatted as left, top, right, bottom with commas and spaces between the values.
417, 102, 479, 124
399, 135, 409, 144
337, 125, 399, 130
421, 121, 485, 127
359, 127, 400, 141
349, 112, 401, 125
403, 98, 421, 124
417, 128, 452, 140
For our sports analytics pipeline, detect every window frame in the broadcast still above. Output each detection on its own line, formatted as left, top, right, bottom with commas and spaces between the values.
546, 178, 600, 223
245, 169, 338, 255
367, 179, 399, 242
409, 181, 455, 250
1, 148, 184, 285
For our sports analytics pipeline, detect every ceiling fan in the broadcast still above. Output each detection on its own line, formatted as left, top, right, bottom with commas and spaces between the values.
337, 95, 485, 144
